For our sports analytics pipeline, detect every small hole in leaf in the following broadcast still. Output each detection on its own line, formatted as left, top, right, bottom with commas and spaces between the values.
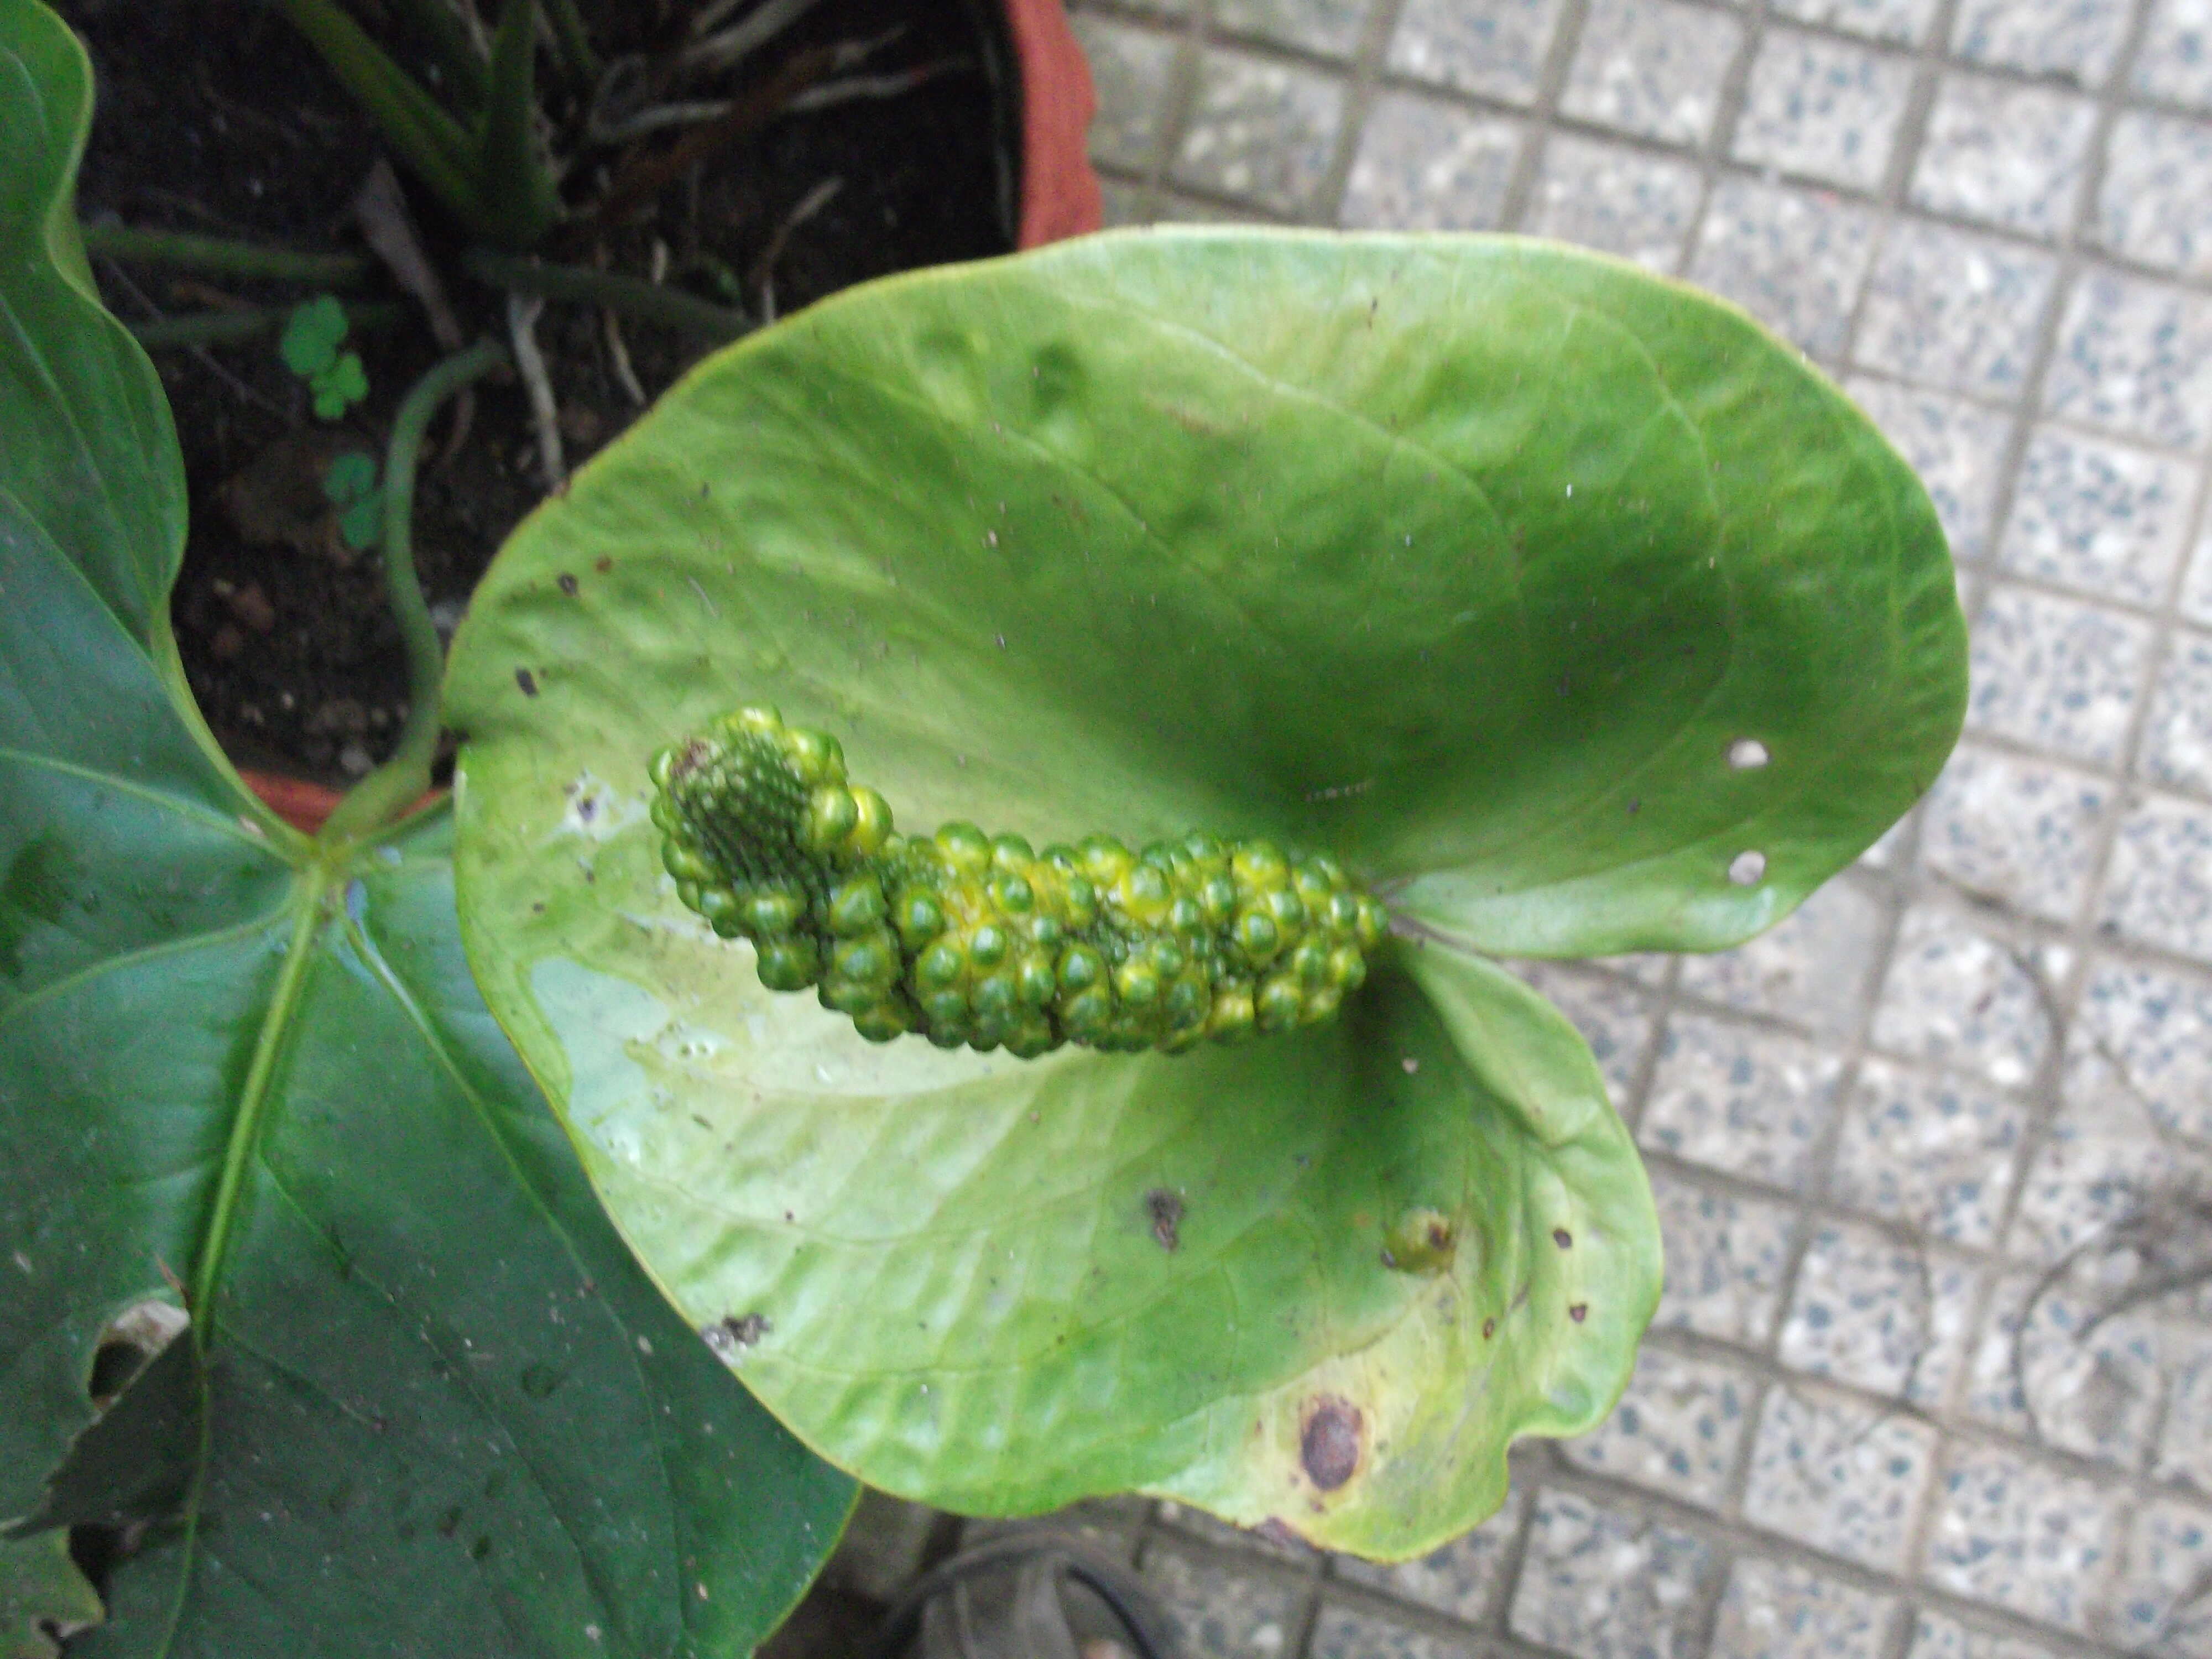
1728, 850, 1766, 886
1569, 1303, 1588, 1322
1728, 738, 1770, 769
1553, 1228, 1573, 1250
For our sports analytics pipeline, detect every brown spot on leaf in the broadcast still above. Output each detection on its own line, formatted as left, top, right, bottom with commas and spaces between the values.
702, 1312, 770, 1357
1146, 1188, 1182, 1251
515, 667, 539, 697
1569, 1303, 1588, 1323
1299, 1396, 1363, 1491
1553, 1228, 1573, 1249
1481, 1317, 1496, 1339
594, 555, 613, 573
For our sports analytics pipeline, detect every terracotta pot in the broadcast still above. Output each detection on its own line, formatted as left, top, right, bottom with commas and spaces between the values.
242, 1, 1100, 838
1005, 0, 1104, 248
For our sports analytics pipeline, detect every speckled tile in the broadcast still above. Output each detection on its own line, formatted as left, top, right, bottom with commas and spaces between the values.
1640, 1011, 1845, 1191
1743, 1380, 1940, 1571
1869, 904, 2056, 1088
1561, 1345, 1755, 1507
2096, 111, 2212, 279
2186, 526, 2212, 629
1708, 1556, 1898, 1658
1688, 179, 1879, 358
1561, 0, 1745, 147
1917, 744, 2110, 921
1731, 30, 1912, 190
1780, 1221, 1974, 1402
2043, 268, 2212, 452
1099, 176, 1156, 227
1329, 1486, 1526, 1624
1171, 46, 1346, 215
1157, 1503, 1319, 1565
1960, 1262, 2171, 1469
1388, 0, 1564, 106
1649, 1165, 1798, 1343
1515, 962, 1658, 1102
1852, 219, 2057, 398
1910, 73, 2097, 240
962, 1496, 1149, 1562
1339, 93, 1522, 230
2073, 954, 2212, 1146
1154, 193, 1282, 224
1527, 135, 1704, 269
1964, 585, 2152, 768
1676, 876, 1884, 1039
1769, 0, 1937, 45
1307, 1603, 1483, 1659
1949, 0, 2130, 85
2144, 633, 2212, 802
1507, 1488, 1718, 1659
1830, 1060, 2027, 1248
1212, 0, 1375, 59
1905, 1609, 2064, 1659
2134, 0, 2212, 113
1999, 425, 2197, 607
2100, 791, 2212, 961
1843, 378, 2012, 563
1925, 1441, 2126, 1630
2010, 1052, 2211, 1263
2158, 1328, 2212, 1491
1138, 1537, 1308, 1659
2104, 1498, 2212, 1654
1070, 15, 1180, 173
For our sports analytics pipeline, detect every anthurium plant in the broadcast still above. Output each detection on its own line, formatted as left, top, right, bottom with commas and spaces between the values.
443, 225, 1966, 1558
0, 3, 851, 1652
3, 0, 1966, 1650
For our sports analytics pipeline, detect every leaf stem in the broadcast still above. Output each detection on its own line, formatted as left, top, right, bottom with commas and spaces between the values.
465, 247, 752, 341
321, 337, 510, 846
127, 299, 404, 349
186, 890, 326, 1327
476, 0, 562, 248
268, 0, 484, 231
541, 0, 601, 85
79, 221, 372, 284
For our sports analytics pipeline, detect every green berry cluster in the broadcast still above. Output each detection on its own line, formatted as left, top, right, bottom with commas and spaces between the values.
650, 707, 1389, 1058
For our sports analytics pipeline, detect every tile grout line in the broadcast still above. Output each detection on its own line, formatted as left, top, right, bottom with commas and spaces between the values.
1306, 0, 1409, 226
1497, 0, 1594, 231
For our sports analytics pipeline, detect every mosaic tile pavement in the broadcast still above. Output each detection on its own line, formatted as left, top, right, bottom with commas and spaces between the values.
979, 0, 2212, 1651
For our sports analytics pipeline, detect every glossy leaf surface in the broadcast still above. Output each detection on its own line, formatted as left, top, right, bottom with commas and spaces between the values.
0, 4, 853, 1651
447, 231, 1962, 1552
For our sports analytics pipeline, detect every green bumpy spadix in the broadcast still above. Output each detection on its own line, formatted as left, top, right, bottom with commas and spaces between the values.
649, 707, 1390, 1057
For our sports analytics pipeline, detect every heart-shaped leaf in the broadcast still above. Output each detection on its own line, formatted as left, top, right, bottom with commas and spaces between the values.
446, 231, 1965, 1556
0, 4, 853, 1651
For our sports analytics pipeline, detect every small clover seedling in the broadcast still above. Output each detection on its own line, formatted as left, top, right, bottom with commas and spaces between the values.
321, 448, 383, 552
280, 293, 368, 419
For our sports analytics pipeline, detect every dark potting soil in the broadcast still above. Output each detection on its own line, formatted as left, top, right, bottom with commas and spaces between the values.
57, 0, 1018, 787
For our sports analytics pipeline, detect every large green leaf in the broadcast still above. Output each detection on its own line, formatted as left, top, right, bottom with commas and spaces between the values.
0, 4, 853, 1652
445, 232, 1963, 1554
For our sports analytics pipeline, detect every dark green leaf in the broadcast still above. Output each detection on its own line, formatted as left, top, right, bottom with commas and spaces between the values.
0, 3, 853, 1648
6, 1335, 199, 1535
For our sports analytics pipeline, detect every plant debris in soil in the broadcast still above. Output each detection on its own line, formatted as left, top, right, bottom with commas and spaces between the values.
58, 0, 1018, 787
